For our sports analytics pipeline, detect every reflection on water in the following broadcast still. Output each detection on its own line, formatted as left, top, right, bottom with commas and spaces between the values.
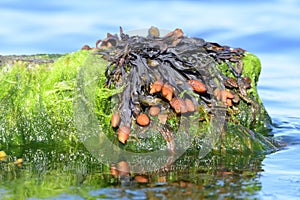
0, 144, 266, 199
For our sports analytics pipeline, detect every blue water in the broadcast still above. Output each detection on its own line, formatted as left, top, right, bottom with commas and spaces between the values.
1, 0, 300, 199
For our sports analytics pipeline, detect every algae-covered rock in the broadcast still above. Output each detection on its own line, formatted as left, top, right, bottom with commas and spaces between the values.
0, 29, 279, 156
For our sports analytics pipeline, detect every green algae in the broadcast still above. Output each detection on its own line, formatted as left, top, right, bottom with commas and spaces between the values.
0, 51, 101, 146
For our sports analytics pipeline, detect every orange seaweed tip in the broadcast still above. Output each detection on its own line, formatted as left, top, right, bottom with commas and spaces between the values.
118, 126, 130, 144
188, 80, 207, 93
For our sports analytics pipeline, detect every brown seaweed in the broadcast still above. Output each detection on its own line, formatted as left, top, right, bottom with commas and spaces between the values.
83, 27, 248, 150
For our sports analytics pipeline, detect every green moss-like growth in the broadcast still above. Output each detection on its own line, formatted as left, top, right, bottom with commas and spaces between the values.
0, 51, 103, 147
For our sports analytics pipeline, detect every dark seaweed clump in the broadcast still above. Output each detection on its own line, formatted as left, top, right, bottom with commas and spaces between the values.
83, 26, 253, 151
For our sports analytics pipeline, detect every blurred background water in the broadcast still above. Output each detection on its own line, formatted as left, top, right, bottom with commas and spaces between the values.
1, 0, 300, 199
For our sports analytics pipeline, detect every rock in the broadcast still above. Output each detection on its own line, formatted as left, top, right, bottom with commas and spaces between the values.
0, 30, 280, 154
